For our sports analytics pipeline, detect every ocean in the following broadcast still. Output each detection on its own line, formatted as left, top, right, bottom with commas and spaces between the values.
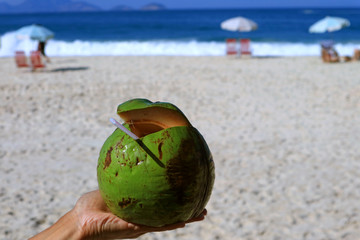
0, 8, 360, 57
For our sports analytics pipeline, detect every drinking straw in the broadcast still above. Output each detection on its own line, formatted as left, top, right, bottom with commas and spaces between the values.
109, 117, 165, 168
109, 118, 139, 140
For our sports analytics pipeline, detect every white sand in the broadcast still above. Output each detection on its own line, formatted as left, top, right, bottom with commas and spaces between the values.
0, 56, 359, 240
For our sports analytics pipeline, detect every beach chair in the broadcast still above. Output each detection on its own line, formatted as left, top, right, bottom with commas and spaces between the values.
15, 51, 29, 68
226, 38, 237, 55
240, 39, 252, 56
30, 51, 45, 70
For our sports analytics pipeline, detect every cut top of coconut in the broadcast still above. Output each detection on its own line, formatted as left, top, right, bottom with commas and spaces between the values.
116, 99, 192, 138
118, 106, 191, 138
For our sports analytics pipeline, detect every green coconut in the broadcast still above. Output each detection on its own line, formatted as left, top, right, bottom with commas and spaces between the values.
97, 98, 215, 227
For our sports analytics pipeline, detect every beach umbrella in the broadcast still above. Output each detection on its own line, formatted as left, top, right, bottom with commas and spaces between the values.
15, 24, 54, 42
309, 16, 350, 33
220, 16, 258, 32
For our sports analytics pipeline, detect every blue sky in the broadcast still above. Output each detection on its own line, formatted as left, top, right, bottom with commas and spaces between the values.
1, 0, 360, 9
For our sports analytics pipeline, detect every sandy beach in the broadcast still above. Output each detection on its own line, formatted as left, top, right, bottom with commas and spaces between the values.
0, 55, 359, 240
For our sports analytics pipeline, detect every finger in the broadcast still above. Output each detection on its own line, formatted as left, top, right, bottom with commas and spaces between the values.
185, 209, 207, 223
134, 221, 186, 233
112, 209, 208, 237
203, 209, 208, 216
186, 215, 204, 223
150, 222, 186, 232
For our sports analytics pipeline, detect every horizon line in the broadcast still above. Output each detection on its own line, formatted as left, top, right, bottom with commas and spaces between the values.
1, 6, 360, 15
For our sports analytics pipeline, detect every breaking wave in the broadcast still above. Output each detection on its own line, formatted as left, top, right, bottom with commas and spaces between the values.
1, 31, 359, 57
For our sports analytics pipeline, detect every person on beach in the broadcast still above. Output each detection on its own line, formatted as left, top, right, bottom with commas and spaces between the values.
321, 47, 360, 63
37, 41, 50, 62
353, 49, 360, 61
319, 40, 339, 63
321, 46, 340, 63
29, 190, 207, 240
320, 41, 360, 63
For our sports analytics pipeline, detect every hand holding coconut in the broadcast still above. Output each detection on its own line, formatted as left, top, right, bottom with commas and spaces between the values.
30, 99, 214, 239
30, 190, 207, 240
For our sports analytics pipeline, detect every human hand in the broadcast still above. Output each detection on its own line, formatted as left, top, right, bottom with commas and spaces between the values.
74, 190, 207, 239
30, 190, 207, 240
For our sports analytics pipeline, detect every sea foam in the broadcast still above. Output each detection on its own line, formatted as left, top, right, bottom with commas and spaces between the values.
1, 31, 359, 57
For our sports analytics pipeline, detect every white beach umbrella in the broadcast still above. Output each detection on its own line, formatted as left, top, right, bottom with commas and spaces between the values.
309, 16, 350, 33
16, 24, 54, 42
221, 16, 258, 32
